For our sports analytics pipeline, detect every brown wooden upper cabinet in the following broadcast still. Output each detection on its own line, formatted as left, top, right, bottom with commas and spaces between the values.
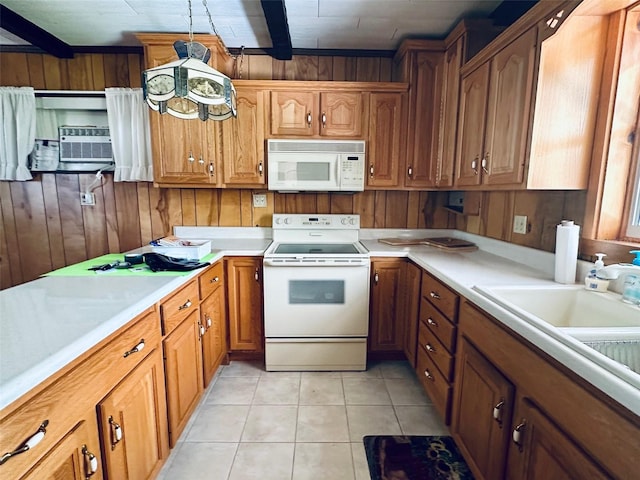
453, 2, 609, 190
270, 90, 366, 138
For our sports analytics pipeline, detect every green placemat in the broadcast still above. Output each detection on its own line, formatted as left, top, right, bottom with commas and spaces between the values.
44, 253, 216, 277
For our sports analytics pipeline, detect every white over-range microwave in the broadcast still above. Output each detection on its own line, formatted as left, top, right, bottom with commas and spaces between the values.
267, 139, 365, 192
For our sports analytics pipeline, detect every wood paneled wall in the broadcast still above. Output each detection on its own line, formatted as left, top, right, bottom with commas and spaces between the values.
0, 50, 587, 289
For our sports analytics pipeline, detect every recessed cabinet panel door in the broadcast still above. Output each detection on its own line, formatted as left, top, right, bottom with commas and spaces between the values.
455, 63, 489, 187
438, 38, 463, 187
483, 28, 536, 186
226, 257, 263, 352
270, 91, 318, 136
369, 260, 404, 351
320, 92, 365, 137
201, 287, 227, 386
367, 92, 404, 187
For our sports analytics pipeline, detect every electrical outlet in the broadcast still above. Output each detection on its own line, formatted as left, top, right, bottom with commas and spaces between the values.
80, 192, 95, 206
513, 215, 528, 234
253, 193, 267, 208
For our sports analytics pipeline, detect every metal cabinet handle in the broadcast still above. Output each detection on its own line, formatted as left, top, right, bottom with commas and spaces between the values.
426, 317, 438, 327
429, 291, 441, 300
369, 165, 374, 178
258, 162, 264, 175
198, 156, 205, 165
82, 445, 99, 477
0, 420, 49, 465
178, 300, 192, 310
123, 339, 145, 358
425, 343, 435, 353
210, 276, 220, 284
481, 154, 489, 174
408, 166, 413, 177
307, 112, 312, 127
206, 316, 212, 328
208, 163, 215, 176
321, 112, 326, 128
424, 369, 434, 381
512, 420, 526, 450
493, 400, 505, 426
255, 269, 259, 281
471, 156, 478, 175
188, 151, 195, 163
374, 272, 379, 284
199, 322, 205, 337
108, 416, 122, 450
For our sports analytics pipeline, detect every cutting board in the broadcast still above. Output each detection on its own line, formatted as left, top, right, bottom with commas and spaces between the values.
378, 237, 477, 251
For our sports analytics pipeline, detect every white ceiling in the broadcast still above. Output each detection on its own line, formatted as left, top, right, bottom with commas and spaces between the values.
0, 0, 502, 51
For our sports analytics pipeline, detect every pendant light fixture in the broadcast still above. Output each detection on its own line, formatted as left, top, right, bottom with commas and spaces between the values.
142, 0, 237, 121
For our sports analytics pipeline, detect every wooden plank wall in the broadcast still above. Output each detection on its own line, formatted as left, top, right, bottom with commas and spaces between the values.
0, 51, 586, 289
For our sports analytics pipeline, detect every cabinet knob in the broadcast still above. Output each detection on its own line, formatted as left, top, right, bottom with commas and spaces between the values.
188, 151, 195, 163
481, 154, 489, 174
424, 369, 434, 381
512, 420, 526, 450
425, 343, 435, 353
307, 112, 312, 127
82, 445, 99, 477
108, 416, 122, 450
198, 156, 205, 165
321, 112, 326, 128
426, 317, 438, 327
0, 420, 49, 465
123, 339, 145, 358
471, 156, 479, 175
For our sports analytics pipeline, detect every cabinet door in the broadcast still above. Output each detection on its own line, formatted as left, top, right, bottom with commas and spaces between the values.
369, 259, 405, 352
221, 87, 266, 186
320, 92, 365, 137
402, 262, 422, 367
98, 349, 169, 480
270, 91, 318, 136
455, 62, 489, 187
163, 310, 204, 446
483, 28, 536, 186
405, 51, 443, 188
367, 92, 405, 188
452, 337, 514, 480
506, 397, 609, 480
22, 417, 102, 480
200, 286, 227, 387
226, 257, 264, 352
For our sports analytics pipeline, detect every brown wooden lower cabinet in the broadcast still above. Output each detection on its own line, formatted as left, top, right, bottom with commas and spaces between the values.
225, 257, 264, 352
369, 258, 405, 352
97, 348, 169, 480
200, 283, 228, 387
452, 299, 639, 479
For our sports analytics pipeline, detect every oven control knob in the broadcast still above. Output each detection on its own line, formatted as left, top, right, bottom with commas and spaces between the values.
275, 217, 282, 225
349, 218, 357, 225
284, 217, 292, 224
341, 218, 348, 225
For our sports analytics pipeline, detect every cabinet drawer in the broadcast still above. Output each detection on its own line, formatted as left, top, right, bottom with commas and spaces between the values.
420, 299, 457, 353
0, 308, 160, 479
418, 321, 455, 381
422, 272, 459, 320
160, 280, 199, 335
199, 261, 224, 299
417, 346, 452, 424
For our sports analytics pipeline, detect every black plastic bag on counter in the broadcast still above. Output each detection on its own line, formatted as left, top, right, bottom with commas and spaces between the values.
143, 252, 210, 272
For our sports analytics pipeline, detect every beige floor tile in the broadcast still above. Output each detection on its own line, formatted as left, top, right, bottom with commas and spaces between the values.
158, 442, 237, 480
351, 441, 372, 480
253, 375, 300, 404
206, 376, 258, 405
343, 378, 392, 405
346, 405, 402, 442
395, 405, 450, 436
228, 442, 295, 480
220, 361, 264, 377
384, 378, 430, 405
341, 364, 382, 378
293, 443, 355, 480
300, 376, 345, 405
296, 405, 350, 442
186, 404, 250, 442
379, 361, 416, 380
241, 405, 298, 442
301, 371, 343, 378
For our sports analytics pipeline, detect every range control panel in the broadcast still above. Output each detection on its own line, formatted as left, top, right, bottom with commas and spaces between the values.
272, 214, 360, 229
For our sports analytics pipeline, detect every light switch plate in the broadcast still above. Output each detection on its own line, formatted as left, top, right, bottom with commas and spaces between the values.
253, 193, 267, 208
513, 215, 527, 234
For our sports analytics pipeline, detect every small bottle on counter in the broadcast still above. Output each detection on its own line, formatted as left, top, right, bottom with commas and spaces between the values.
584, 253, 609, 292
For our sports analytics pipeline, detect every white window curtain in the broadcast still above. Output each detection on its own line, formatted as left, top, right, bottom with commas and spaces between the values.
0, 87, 36, 181
105, 88, 153, 182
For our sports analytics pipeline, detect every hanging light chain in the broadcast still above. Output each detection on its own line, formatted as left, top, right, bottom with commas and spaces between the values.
201, 0, 231, 57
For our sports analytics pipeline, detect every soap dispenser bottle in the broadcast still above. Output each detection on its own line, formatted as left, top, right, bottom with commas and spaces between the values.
621, 250, 640, 304
584, 253, 609, 292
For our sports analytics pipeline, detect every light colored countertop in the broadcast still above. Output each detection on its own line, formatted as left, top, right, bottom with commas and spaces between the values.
1, 227, 638, 418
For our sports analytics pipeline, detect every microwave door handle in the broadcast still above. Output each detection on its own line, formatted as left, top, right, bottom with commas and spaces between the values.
335, 155, 341, 187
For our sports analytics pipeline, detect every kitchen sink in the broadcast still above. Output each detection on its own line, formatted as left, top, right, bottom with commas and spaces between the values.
473, 284, 640, 373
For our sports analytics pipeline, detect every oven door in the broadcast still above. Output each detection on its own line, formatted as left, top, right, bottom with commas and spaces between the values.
263, 262, 370, 337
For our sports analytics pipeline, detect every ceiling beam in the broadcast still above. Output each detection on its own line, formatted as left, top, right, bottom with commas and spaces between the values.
260, 0, 293, 60
0, 5, 74, 58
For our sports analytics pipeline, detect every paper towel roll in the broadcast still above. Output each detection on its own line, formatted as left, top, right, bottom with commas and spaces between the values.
555, 220, 580, 284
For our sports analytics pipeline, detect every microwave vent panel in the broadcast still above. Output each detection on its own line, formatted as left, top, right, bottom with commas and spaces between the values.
268, 139, 365, 154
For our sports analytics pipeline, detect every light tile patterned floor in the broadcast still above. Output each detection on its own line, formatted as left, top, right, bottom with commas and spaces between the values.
157, 360, 450, 480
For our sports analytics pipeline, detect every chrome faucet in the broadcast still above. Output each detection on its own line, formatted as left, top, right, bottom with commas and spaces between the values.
596, 263, 640, 280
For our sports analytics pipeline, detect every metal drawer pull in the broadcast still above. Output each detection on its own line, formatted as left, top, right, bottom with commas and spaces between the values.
123, 339, 145, 357
109, 416, 122, 449
429, 291, 441, 300
369, 165, 374, 177
307, 112, 312, 127
259, 162, 264, 175
408, 166, 413, 177
512, 421, 526, 450
82, 445, 99, 477
493, 400, 505, 426
481, 154, 489, 174
472, 156, 479, 175
0, 420, 49, 465
426, 317, 438, 327
178, 300, 192, 310
424, 369, 434, 381
209, 276, 220, 283
425, 343, 435, 353
321, 112, 326, 127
